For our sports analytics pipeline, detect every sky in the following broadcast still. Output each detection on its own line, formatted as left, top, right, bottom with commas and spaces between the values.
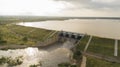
0, 0, 120, 17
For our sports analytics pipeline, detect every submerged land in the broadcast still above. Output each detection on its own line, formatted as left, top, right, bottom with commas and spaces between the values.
0, 16, 120, 67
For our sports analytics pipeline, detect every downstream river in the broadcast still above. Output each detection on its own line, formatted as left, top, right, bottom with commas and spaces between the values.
18, 19, 120, 39
0, 40, 75, 67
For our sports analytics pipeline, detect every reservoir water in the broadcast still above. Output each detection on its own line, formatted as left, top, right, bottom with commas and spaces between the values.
18, 19, 120, 39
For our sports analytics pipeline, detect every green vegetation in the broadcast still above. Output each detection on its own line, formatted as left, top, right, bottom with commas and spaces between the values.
58, 62, 76, 67
73, 50, 82, 60
29, 64, 38, 67
0, 16, 72, 24
87, 37, 114, 57
118, 40, 120, 57
29, 61, 42, 67
0, 56, 23, 66
76, 35, 120, 67
76, 35, 90, 51
0, 56, 7, 64
6, 25, 51, 41
86, 56, 120, 67
71, 35, 90, 67
72, 49, 82, 67
0, 24, 52, 46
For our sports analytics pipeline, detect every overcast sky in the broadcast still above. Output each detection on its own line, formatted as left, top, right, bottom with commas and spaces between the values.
0, 0, 120, 17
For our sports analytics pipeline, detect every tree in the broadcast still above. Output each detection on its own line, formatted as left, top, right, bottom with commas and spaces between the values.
58, 62, 71, 67
0, 32, 3, 40
22, 36, 28, 42
29, 64, 38, 67
73, 50, 81, 60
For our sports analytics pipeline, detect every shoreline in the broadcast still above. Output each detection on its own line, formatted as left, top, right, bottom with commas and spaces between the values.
0, 41, 60, 50
17, 20, 120, 40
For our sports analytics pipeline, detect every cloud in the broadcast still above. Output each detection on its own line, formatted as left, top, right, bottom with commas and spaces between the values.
53, 0, 120, 16
0, 0, 119, 16
0, 0, 72, 16
55, 0, 120, 10
92, 0, 116, 3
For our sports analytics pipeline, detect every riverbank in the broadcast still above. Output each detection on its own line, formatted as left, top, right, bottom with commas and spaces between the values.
0, 24, 59, 49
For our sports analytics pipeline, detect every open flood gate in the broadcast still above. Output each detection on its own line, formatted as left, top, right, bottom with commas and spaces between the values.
58, 31, 84, 40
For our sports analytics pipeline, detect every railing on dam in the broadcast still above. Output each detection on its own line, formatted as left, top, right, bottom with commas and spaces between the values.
37, 31, 84, 46
39, 35, 59, 46
36, 31, 59, 46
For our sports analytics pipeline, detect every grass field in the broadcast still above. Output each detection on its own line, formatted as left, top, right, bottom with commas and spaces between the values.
118, 40, 120, 57
76, 35, 90, 51
76, 35, 120, 67
7, 25, 52, 41
0, 24, 52, 46
87, 37, 114, 57
86, 56, 120, 67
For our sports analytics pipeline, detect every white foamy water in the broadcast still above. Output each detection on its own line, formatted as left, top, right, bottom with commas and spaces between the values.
0, 40, 74, 67
18, 19, 120, 39
0, 48, 71, 67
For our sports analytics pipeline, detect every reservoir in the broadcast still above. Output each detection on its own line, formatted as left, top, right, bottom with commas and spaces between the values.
18, 19, 120, 39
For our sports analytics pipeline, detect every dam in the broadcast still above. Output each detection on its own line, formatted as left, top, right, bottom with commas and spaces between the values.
58, 31, 84, 40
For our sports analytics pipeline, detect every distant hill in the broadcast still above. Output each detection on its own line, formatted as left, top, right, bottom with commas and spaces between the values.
0, 16, 120, 24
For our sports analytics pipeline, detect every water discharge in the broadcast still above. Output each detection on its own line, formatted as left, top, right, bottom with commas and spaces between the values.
0, 40, 75, 67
